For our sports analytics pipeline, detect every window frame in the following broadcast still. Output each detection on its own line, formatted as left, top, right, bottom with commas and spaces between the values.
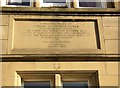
17, 70, 99, 88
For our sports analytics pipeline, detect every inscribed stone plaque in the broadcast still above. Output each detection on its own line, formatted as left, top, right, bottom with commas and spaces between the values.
12, 19, 100, 54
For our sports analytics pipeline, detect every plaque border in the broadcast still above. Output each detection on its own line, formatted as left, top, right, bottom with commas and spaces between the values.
8, 15, 105, 54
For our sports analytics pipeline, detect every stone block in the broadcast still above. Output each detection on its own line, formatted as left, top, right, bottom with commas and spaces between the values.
104, 27, 120, 39
36, 62, 56, 70
106, 62, 119, 75
2, 62, 36, 77
99, 75, 118, 86
102, 17, 119, 27
0, 40, 8, 54
0, 15, 9, 26
105, 40, 120, 54
59, 62, 106, 75
0, 26, 8, 39
2, 76, 18, 86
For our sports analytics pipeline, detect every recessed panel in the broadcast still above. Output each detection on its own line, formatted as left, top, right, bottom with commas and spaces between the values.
9, 17, 103, 54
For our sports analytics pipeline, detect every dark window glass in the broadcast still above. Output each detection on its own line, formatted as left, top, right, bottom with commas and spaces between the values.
44, 0, 66, 3
63, 82, 88, 88
7, 0, 30, 6
24, 81, 50, 88
79, 0, 101, 7
79, 2, 97, 7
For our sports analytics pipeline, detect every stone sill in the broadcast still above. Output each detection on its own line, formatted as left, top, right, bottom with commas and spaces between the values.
1, 7, 120, 13
1, 54, 120, 62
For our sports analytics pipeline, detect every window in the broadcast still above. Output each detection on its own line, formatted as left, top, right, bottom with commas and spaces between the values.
17, 70, 99, 88
40, 0, 69, 7
24, 81, 51, 88
40, 0, 109, 8
63, 82, 88, 88
75, 0, 107, 8
1, 0, 33, 6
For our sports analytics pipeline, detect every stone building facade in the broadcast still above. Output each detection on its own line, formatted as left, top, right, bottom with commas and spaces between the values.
0, 0, 120, 87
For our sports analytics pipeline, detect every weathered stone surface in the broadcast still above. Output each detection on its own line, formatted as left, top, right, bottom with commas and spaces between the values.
105, 40, 120, 54
102, 17, 119, 27
1, 7, 120, 87
106, 62, 119, 75
1, 7, 120, 13
0, 40, 8, 54
104, 27, 120, 39
8, 17, 103, 54
0, 26, 8, 39
99, 75, 118, 86
2, 76, 18, 86
0, 15, 9, 26
2, 62, 119, 86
